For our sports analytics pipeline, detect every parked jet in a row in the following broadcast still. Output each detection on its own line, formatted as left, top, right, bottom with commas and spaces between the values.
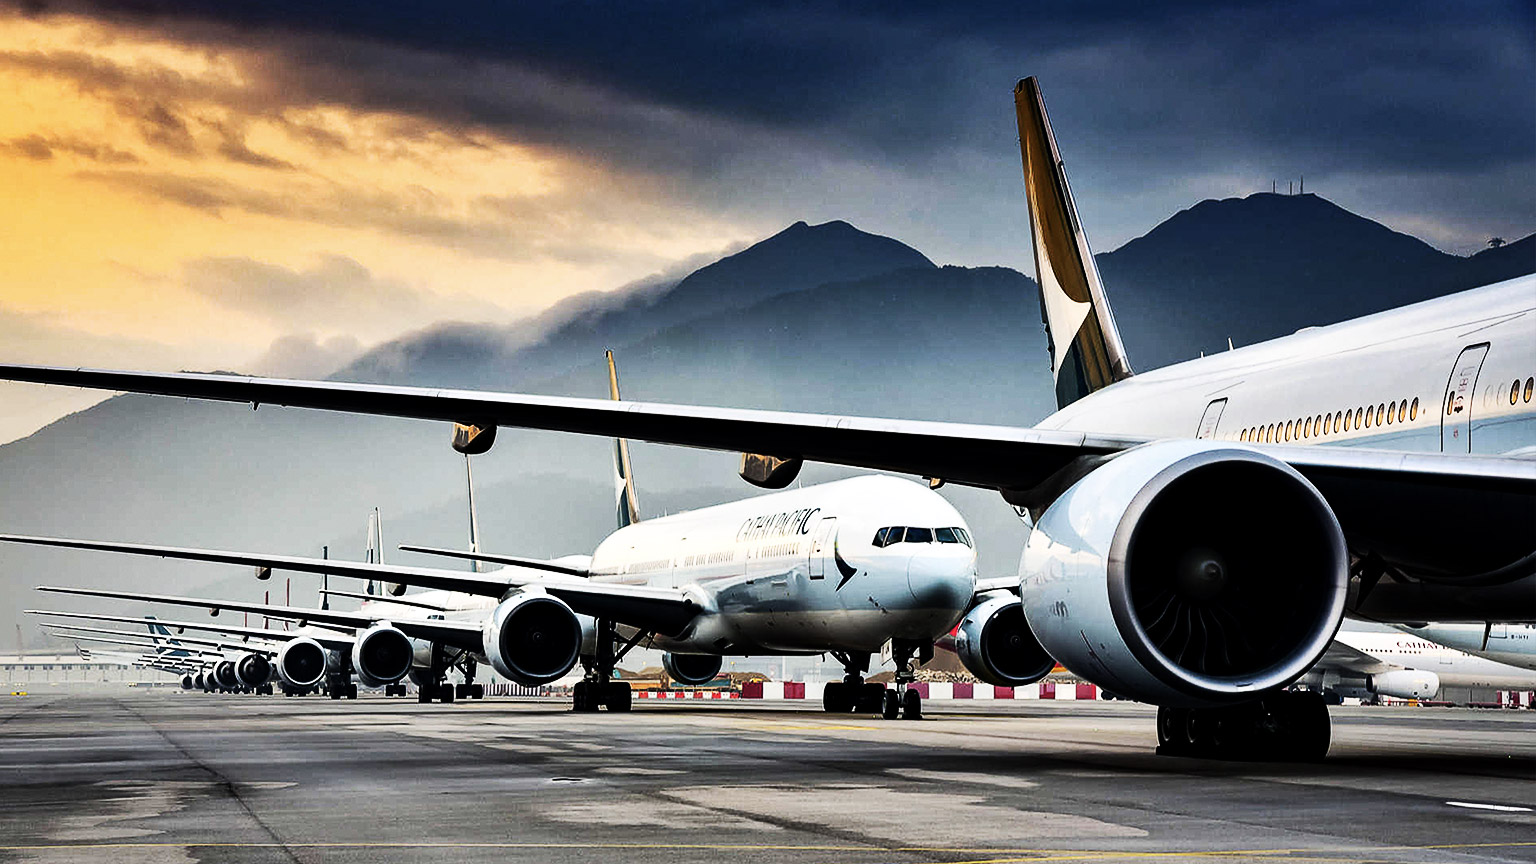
1, 78, 1531, 760
1301, 626, 1536, 705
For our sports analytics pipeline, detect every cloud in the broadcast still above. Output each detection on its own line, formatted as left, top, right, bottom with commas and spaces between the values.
183, 254, 516, 342
247, 332, 363, 378
1, 133, 140, 163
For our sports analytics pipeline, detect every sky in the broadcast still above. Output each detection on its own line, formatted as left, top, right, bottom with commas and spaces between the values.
1, 0, 1532, 443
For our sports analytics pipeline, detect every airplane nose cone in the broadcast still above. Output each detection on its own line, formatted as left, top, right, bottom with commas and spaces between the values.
906, 546, 976, 619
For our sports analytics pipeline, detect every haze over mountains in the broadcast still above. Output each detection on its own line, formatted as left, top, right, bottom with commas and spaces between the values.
2, 194, 1530, 649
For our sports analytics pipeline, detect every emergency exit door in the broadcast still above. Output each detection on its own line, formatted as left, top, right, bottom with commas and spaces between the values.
1441, 343, 1488, 453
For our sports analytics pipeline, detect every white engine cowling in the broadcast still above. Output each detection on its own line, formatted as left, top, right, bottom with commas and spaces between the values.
662, 652, 723, 686
277, 638, 328, 688
235, 653, 274, 689
1021, 440, 1348, 707
483, 590, 582, 686
351, 624, 414, 687
1371, 669, 1439, 700
180, 674, 195, 690
214, 660, 239, 690
954, 594, 1056, 686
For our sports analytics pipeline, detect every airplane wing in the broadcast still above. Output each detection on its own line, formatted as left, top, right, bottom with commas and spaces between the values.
26, 609, 357, 651
0, 364, 1531, 582
10, 535, 699, 636
1313, 638, 1394, 676
35, 586, 487, 652
41, 623, 282, 656
46, 630, 227, 658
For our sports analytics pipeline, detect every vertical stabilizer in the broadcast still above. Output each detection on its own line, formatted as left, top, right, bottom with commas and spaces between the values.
1014, 77, 1132, 409
606, 350, 642, 529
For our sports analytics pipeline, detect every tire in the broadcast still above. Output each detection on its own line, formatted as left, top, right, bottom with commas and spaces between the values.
347, 684, 358, 700
1279, 691, 1330, 762
856, 683, 886, 714
902, 688, 922, 720
882, 689, 899, 720
472, 684, 485, 699
418, 685, 433, 703
1156, 706, 1186, 752
440, 685, 454, 703
605, 682, 633, 712
822, 681, 850, 713
455, 684, 468, 700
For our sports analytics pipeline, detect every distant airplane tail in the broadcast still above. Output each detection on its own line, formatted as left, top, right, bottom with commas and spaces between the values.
144, 616, 192, 657
607, 350, 642, 530
1014, 77, 1132, 409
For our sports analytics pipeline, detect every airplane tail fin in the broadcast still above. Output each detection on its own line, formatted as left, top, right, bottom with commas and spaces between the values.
1014, 77, 1132, 409
464, 454, 484, 573
606, 350, 641, 530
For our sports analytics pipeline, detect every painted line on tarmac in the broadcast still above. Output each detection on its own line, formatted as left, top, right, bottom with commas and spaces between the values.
904, 841, 1536, 864
1445, 799, 1531, 812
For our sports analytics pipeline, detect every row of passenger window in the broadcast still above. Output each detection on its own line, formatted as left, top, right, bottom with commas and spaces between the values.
1239, 397, 1421, 444
1507, 376, 1534, 405
872, 526, 973, 547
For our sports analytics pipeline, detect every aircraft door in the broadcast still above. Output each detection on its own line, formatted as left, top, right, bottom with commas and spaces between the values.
807, 517, 836, 580
1440, 343, 1488, 453
1196, 398, 1228, 439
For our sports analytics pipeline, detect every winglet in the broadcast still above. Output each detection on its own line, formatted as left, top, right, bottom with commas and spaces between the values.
607, 350, 642, 529
1015, 77, 1132, 409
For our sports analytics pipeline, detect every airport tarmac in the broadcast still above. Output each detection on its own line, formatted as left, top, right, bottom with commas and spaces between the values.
0, 693, 1531, 864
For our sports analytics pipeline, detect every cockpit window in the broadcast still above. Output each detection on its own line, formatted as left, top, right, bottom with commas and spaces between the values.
872, 527, 897, 547
956, 528, 972, 547
905, 527, 933, 543
874, 526, 971, 547
935, 527, 958, 543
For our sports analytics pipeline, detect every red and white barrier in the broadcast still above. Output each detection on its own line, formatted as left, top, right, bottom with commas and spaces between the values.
738, 680, 1103, 700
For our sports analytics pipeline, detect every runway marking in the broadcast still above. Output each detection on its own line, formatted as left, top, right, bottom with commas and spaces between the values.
1445, 799, 1532, 812
898, 841, 1536, 864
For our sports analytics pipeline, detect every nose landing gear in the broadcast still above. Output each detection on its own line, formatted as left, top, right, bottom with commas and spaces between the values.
823, 642, 929, 720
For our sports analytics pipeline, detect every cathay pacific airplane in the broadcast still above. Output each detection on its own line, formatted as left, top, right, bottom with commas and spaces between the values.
1301, 627, 1536, 703
1391, 623, 1536, 672
0, 78, 1531, 759
26, 356, 1014, 719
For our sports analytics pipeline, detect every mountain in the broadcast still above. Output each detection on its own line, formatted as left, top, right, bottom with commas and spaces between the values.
2, 197, 1530, 649
343, 220, 935, 390
1095, 193, 1532, 369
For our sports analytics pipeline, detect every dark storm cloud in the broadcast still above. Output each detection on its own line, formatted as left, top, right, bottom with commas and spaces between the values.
9, 1, 1532, 252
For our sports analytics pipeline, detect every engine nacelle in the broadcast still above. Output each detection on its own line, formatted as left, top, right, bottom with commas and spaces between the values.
1371, 669, 1439, 700
662, 652, 723, 686
483, 590, 581, 686
277, 638, 328, 689
351, 624, 413, 687
954, 594, 1056, 686
181, 674, 195, 690
235, 653, 274, 689
1021, 440, 1348, 708
214, 660, 239, 691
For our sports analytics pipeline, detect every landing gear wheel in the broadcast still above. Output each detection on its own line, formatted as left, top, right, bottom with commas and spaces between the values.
573, 681, 600, 712
472, 683, 485, 699
440, 684, 454, 703
605, 682, 632, 712
881, 689, 899, 720
902, 688, 922, 720
455, 683, 470, 700
347, 683, 359, 700
418, 685, 434, 703
1272, 690, 1330, 762
329, 686, 342, 700
856, 682, 886, 714
822, 681, 850, 713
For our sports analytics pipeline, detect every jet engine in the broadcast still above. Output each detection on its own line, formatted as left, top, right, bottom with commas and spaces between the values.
662, 652, 722, 686
213, 659, 239, 691
483, 590, 581, 686
180, 674, 195, 690
954, 594, 1056, 686
351, 624, 413, 687
277, 638, 328, 689
1369, 669, 1439, 700
1020, 440, 1348, 707
235, 653, 274, 689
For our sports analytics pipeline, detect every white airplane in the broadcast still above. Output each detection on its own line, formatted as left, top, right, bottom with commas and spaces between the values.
0, 78, 1531, 759
1390, 623, 1536, 672
24, 356, 1005, 718
1302, 627, 1536, 703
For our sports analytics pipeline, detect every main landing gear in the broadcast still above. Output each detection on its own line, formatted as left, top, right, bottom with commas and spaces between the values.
823, 644, 926, 721
417, 658, 486, 703
326, 675, 358, 700
573, 619, 648, 713
1156, 690, 1330, 761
